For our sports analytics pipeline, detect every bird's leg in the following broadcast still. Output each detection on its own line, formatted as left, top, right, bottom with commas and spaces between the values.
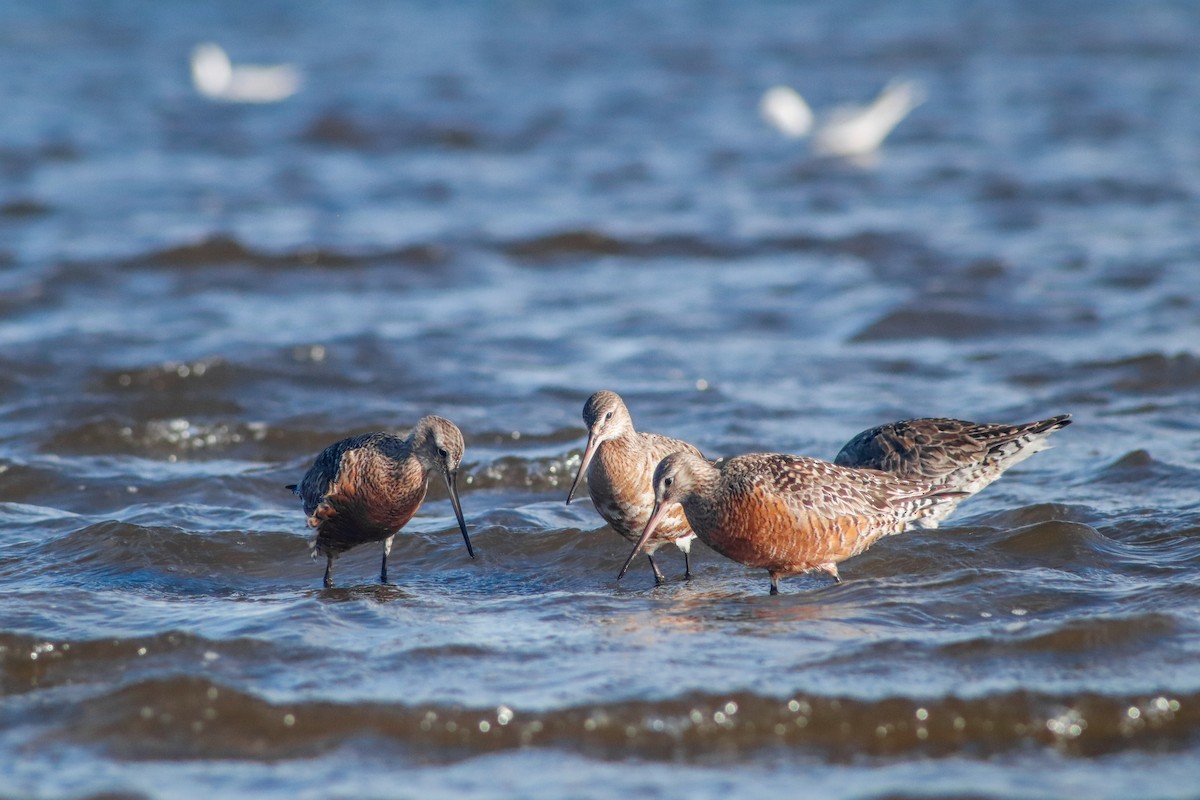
683, 550, 692, 581
323, 554, 335, 589
647, 554, 666, 585
380, 535, 395, 584
769, 574, 780, 595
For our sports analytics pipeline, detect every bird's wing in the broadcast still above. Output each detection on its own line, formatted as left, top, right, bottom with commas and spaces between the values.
835, 418, 989, 481
732, 453, 940, 523
292, 433, 379, 518
835, 415, 1071, 484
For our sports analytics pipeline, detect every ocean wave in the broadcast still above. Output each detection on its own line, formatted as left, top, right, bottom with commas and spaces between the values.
1013, 352, 1200, 401
301, 111, 483, 152
46, 227, 962, 287
463, 453, 582, 493
942, 612, 1179, 656
496, 227, 944, 272
0, 197, 53, 218
850, 301, 1096, 342
1092, 450, 1200, 491
1089, 352, 1200, 394
42, 412, 591, 494
0, 630, 283, 697
46, 417, 269, 457
13, 516, 521, 593
56, 676, 1200, 762
980, 175, 1190, 207
115, 235, 448, 271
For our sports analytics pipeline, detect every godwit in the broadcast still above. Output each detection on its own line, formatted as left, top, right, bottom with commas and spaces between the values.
835, 415, 1071, 525
566, 390, 704, 584
288, 415, 474, 588
619, 451, 962, 595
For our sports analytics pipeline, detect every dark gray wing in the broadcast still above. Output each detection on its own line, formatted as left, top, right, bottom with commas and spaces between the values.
290, 432, 383, 517
835, 415, 1071, 485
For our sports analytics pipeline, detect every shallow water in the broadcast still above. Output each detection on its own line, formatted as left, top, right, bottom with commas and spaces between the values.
2, 1, 1200, 798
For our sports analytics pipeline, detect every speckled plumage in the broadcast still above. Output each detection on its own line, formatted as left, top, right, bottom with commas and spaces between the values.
835, 414, 1071, 524
621, 451, 962, 594
288, 415, 474, 588
566, 390, 704, 583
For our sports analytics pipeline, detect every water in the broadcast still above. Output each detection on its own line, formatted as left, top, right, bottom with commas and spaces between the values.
2, 1, 1200, 797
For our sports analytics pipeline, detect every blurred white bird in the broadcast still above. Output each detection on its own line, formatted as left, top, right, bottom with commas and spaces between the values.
759, 79, 926, 158
190, 42, 302, 104
759, 85, 815, 138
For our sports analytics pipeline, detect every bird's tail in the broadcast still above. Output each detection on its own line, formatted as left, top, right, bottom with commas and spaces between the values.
907, 488, 971, 530
972, 414, 1072, 483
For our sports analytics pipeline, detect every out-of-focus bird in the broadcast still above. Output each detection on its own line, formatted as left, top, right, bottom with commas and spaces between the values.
191, 42, 301, 104
760, 79, 926, 158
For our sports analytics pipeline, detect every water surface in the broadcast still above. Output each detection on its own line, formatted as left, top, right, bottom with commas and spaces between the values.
2, 2, 1200, 798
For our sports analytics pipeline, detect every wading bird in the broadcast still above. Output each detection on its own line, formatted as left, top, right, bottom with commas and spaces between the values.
289, 416, 474, 588
567, 390, 704, 584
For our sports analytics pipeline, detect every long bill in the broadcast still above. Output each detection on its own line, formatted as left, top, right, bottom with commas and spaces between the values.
444, 469, 475, 559
565, 430, 600, 505
616, 499, 670, 580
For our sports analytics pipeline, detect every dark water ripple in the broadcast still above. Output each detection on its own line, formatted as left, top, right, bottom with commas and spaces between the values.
33, 676, 1196, 764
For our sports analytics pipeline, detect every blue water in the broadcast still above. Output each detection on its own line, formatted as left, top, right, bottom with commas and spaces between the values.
2, 2, 1200, 798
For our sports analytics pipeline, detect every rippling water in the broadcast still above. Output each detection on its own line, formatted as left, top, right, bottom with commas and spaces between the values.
3, 2, 1200, 798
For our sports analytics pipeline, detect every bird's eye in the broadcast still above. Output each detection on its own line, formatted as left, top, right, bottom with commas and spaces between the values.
438, 447, 449, 458
604, 411, 613, 421
664, 477, 674, 488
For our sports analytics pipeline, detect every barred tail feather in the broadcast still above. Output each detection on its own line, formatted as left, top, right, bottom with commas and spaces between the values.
909, 489, 970, 530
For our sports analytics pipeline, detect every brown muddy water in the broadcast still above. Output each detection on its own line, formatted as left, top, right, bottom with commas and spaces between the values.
2, 2, 1200, 798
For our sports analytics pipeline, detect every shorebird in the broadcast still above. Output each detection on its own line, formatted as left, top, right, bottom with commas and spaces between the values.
566, 390, 704, 584
760, 79, 926, 158
619, 451, 962, 595
834, 415, 1071, 525
288, 416, 474, 588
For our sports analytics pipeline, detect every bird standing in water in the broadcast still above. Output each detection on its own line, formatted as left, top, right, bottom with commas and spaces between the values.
288, 415, 474, 588
620, 451, 962, 595
834, 414, 1071, 525
567, 390, 704, 584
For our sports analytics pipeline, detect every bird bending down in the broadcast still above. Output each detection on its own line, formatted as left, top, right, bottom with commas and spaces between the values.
834, 414, 1071, 525
288, 415, 474, 588
620, 451, 962, 595
566, 390, 704, 584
